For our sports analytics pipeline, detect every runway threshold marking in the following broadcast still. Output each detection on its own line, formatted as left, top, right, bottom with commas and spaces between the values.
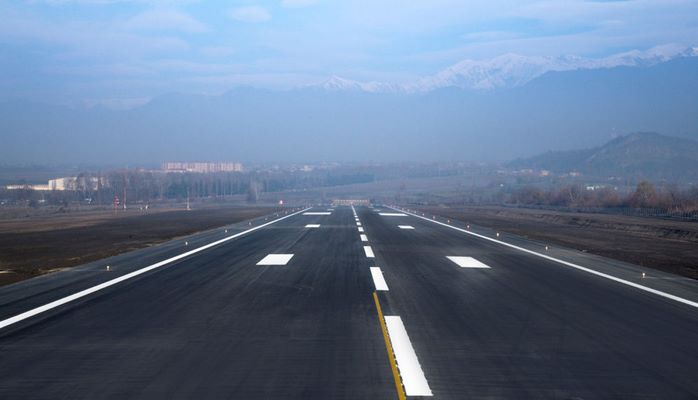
305, 224, 321, 228
398, 225, 414, 230
364, 246, 375, 258
256, 254, 294, 266
447, 256, 491, 269
373, 292, 406, 400
370, 267, 389, 291
390, 206, 698, 310
0, 207, 312, 331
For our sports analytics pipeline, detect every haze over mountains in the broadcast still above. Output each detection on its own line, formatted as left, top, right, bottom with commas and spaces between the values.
315, 44, 698, 92
509, 132, 698, 183
1, 48, 697, 166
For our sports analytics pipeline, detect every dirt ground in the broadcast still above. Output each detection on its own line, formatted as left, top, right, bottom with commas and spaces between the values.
417, 205, 698, 280
0, 205, 275, 286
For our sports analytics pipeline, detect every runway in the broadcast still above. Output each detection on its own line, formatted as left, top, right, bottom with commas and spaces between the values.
1, 205, 697, 399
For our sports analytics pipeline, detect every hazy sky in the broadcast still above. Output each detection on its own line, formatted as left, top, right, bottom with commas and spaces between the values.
1, 0, 697, 106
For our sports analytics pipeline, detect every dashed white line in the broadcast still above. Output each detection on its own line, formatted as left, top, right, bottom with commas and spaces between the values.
370, 267, 389, 291
256, 254, 294, 266
0, 207, 311, 331
364, 246, 375, 258
398, 225, 415, 230
447, 256, 491, 269
358, 227, 364, 233
303, 212, 331, 215
360, 234, 368, 242
305, 224, 321, 228
357, 222, 362, 226
380, 212, 407, 217
384, 316, 433, 396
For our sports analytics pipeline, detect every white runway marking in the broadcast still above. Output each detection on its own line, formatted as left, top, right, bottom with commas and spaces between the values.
398, 225, 415, 230
390, 206, 698, 310
357, 222, 362, 226
358, 227, 364, 232
370, 267, 389, 291
256, 254, 294, 266
364, 246, 375, 258
305, 224, 321, 228
0, 207, 311, 331
360, 234, 368, 242
384, 316, 432, 396
303, 212, 331, 215
447, 256, 491, 269
380, 212, 407, 217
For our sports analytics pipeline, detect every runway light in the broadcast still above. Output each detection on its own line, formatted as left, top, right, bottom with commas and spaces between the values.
185, 241, 188, 246
496, 232, 500, 238
545, 246, 549, 250
447, 219, 450, 223
466, 224, 470, 229
642, 272, 646, 278
225, 229, 228, 233
106, 265, 110, 271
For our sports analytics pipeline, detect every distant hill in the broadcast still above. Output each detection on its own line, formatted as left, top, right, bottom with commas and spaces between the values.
508, 132, 698, 182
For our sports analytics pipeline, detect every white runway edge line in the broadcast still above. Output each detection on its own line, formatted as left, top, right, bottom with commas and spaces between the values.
389, 206, 698, 310
384, 316, 433, 396
370, 267, 389, 291
364, 246, 375, 258
0, 207, 312, 331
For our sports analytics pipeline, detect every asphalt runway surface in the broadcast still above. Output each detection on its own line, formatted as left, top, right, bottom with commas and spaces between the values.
1, 205, 697, 399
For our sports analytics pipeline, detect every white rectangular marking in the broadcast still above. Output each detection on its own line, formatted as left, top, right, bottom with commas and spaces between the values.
257, 254, 294, 266
305, 224, 321, 228
384, 316, 432, 396
370, 267, 389, 291
364, 246, 375, 258
358, 227, 364, 232
356, 222, 362, 226
0, 207, 311, 331
379, 212, 407, 217
303, 212, 331, 215
360, 234, 368, 242
447, 256, 491, 269
398, 225, 415, 230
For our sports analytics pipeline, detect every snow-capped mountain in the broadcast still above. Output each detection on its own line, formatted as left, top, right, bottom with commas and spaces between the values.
313, 44, 698, 93
313, 75, 401, 93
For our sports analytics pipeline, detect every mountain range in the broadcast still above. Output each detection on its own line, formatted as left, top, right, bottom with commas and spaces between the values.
508, 132, 698, 183
313, 44, 698, 92
1, 50, 697, 166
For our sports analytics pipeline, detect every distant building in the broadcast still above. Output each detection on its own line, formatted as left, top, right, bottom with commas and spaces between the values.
5, 176, 106, 191
4, 184, 50, 191
162, 162, 243, 173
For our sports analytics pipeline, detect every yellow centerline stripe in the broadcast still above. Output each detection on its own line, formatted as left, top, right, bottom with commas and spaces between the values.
373, 291, 407, 400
